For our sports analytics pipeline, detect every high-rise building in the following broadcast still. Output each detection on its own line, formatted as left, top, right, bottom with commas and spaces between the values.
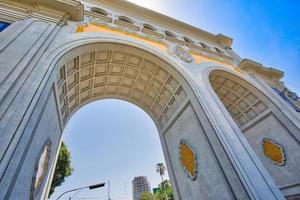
132, 176, 151, 200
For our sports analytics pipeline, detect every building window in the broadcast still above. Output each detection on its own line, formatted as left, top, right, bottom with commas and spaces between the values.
183, 36, 193, 43
214, 47, 224, 55
0, 22, 10, 32
118, 16, 134, 24
90, 7, 108, 16
273, 87, 300, 112
199, 42, 209, 49
143, 23, 156, 32
165, 30, 176, 38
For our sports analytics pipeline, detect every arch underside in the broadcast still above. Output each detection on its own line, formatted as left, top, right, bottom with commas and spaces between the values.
209, 70, 267, 129
55, 43, 188, 130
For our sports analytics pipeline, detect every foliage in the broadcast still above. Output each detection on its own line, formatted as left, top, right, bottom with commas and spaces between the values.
156, 163, 166, 178
48, 142, 73, 197
154, 180, 174, 200
139, 191, 154, 200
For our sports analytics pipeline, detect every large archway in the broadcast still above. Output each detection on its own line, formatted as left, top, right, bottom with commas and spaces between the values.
0, 38, 284, 200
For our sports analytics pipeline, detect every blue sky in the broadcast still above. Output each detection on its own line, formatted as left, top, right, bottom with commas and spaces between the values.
50, 0, 300, 199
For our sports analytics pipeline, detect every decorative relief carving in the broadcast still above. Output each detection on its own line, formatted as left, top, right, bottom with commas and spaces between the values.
262, 138, 285, 166
179, 139, 197, 180
168, 44, 193, 63
31, 140, 51, 197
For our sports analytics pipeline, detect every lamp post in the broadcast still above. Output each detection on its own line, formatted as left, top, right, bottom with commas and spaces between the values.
56, 183, 105, 200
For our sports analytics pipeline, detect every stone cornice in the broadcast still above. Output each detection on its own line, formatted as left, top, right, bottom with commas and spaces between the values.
86, 0, 233, 47
0, 0, 84, 22
239, 59, 284, 80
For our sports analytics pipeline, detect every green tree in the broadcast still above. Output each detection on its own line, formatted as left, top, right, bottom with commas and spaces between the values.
139, 191, 154, 200
156, 163, 168, 200
153, 180, 174, 200
156, 163, 166, 187
48, 142, 73, 197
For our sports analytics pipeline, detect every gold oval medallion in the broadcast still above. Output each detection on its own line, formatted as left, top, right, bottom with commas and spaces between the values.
179, 139, 197, 180
262, 138, 285, 166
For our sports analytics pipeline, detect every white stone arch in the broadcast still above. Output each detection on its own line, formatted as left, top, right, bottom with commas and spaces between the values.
0, 33, 284, 200
200, 64, 300, 198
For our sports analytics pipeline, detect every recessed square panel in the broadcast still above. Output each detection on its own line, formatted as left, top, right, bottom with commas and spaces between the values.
80, 67, 93, 81
134, 81, 147, 93
80, 90, 92, 103
112, 51, 126, 63
151, 79, 163, 92
106, 86, 118, 95
66, 57, 79, 75
93, 87, 105, 97
69, 86, 79, 102
119, 87, 131, 96
237, 100, 248, 110
237, 114, 248, 126
59, 83, 67, 103
131, 90, 143, 100
95, 64, 108, 76
108, 76, 121, 86
166, 76, 179, 92
96, 50, 111, 63
155, 67, 169, 82
142, 59, 156, 74
127, 54, 142, 67
169, 97, 179, 112
80, 79, 93, 93
138, 72, 151, 84
57, 66, 66, 87
235, 86, 247, 97
69, 97, 79, 113
94, 77, 106, 87
245, 93, 257, 105
67, 72, 79, 89
123, 67, 138, 78
225, 80, 237, 90
109, 64, 124, 75
146, 89, 157, 101
161, 87, 172, 100
175, 86, 187, 101
156, 97, 166, 109
121, 77, 134, 88
81, 53, 94, 67
141, 98, 152, 109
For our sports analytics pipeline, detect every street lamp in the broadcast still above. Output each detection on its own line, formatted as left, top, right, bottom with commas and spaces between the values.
56, 182, 105, 200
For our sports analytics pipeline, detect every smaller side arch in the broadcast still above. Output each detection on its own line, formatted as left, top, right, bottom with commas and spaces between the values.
206, 67, 300, 198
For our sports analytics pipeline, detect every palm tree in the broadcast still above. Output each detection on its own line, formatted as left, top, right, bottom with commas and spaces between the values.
156, 163, 168, 200
156, 163, 166, 184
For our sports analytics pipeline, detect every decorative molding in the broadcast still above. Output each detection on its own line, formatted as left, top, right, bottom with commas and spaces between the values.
239, 59, 284, 81
167, 44, 193, 63
179, 139, 197, 180
30, 139, 52, 199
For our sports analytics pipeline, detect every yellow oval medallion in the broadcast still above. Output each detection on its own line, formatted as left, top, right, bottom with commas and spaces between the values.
179, 140, 197, 179
262, 138, 285, 166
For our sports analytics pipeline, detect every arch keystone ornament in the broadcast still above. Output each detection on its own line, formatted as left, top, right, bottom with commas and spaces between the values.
179, 139, 197, 180
262, 138, 286, 166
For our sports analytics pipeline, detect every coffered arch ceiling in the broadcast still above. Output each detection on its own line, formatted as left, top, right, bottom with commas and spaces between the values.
55, 43, 191, 130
